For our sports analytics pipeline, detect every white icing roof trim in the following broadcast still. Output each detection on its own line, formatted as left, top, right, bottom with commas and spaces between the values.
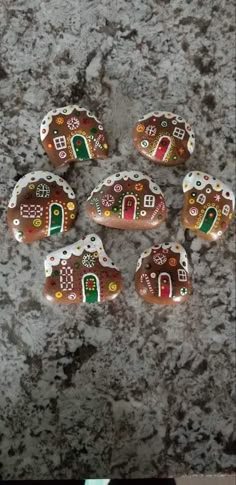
183, 171, 235, 208
137, 111, 195, 154
136, 243, 188, 272
40, 105, 102, 141
44, 234, 118, 276
87, 171, 165, 200
8, 171, 76, 208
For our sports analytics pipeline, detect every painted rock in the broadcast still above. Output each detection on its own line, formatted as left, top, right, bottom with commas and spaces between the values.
86, 171, 167, 229
40, 105, 109, 168
135, 242, 191, 305
182, 171, 235, 241
7, 171, 78, 243
44, 234, 122, 304
133, 111, 195, 166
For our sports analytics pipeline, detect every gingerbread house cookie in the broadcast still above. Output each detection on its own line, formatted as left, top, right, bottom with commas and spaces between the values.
182, 171, 235, 240
44, 234, 122, 304
133, 111, 195, 166
7, 171, 78, 243
135, 242, 191, 304
40, 105, 109, 168
86, 171, 167, 230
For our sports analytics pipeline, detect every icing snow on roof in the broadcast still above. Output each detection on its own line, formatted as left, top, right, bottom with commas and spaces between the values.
183, 171, 235, 208
88, 171, 165, 199
136, 242, 189, 272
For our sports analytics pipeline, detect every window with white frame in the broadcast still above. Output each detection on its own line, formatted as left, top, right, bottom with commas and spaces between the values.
36, 184, 50, 198
60, 267, 74, 291
20, 204, 44, 218
144, 195, 155, 207
222, 204, 230, 216
177, 269, 187, 281
173, 127, 185, 140
197, 193, 206, 205
53, 136, 67, 150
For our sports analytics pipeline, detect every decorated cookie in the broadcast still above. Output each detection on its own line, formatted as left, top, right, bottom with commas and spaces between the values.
135, 242, 191, 304
44, 234, 122, 304
86, 171, 167, 230
40, 105, 109, 168
7, 171, 78, 243
182, 171, 235, 240
133, 111, 195, 166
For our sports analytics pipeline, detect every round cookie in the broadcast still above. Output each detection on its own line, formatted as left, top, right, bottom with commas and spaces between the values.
40, 105, 109, 168
135, 242, 191, 305
86, 170, 167, 230
133, 111, 195, 166
7, 171, 78, 243
182, 171, 235, 240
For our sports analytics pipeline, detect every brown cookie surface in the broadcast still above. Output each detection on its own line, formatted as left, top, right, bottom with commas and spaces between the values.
7, 171, 78, 243
86, 170, 167, 230
44, 234, 122, 304
182, 171, 235, 241
40, 105, 109, 168
135, 242, 191, 305
133, 111, 195, 166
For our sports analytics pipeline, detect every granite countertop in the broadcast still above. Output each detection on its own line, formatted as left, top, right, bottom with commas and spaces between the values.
0, 0, 235, 479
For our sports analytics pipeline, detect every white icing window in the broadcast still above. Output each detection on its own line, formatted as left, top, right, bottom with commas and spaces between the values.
197, 194, 206, 205
53, 136, 67, 150
20, 204, 43, 218
178, 269, 187, 282
36, 184, 50, 198
60, 267, 74, 291
173, 127, 185, 140
144, 195, 155, 207
222, 204, 230, 216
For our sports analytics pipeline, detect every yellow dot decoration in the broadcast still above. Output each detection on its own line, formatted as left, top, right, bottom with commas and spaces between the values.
56, 116, 64, 124
136, 124, 145, 132
104, 210, 111, 217
93, 251, 99, 258
67, 202, 75, 210
70, 214, 75, 219
109, 282, 117, 292
103, 143, 108, 149
53, 209, 59, 215
33, 218, 42, 227
189, 198, 195, 204
29, 184, 35, 190
55, 292, 63, 299
135, 183, 143, 191
229, 213, 233, 220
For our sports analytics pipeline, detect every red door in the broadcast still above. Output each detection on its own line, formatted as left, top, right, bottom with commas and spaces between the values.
158, 272, 172, 298
154, 136, 171, 161
122, 195, 136, 220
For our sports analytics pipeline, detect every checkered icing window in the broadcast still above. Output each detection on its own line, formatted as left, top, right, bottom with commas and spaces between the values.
144, 195, 155, 207
20, 204, 44, 218
173, 127, 185, 140
178, 269, 187, 281
222, 204, 230, 216
53, 136, 67, 150
36, 184, 50, 198
197, 194, 206, 205
60, 267, 74, 291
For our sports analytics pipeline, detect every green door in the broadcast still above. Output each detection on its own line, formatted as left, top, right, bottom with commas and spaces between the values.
199, 207, 217, 233
82, 274, 100, 303
72, 135, 90, 160
49, 203, 64, 235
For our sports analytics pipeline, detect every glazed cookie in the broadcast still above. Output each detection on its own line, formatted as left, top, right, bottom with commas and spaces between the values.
86, 171, 167, 229
7, 171, 78, 243
133, 111, 195, 166
44, 234, 122, 304
135, 242, 191, 304
40, 105, 109, 168
182, 171, 235, 240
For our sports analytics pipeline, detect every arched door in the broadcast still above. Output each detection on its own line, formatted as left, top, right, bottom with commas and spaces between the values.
82, 274, 100, 303
153, 136, 172, 161
71, 135, 90, 160
48, 203, 64, 235
158, 272, 172, 298
199, 207, 217, 233
122, 195, 137, 220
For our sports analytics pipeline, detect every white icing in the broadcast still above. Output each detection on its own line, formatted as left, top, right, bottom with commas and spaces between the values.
137, 111, 195, 153
183, 171, 235, 208
87, 171, 165, 200
44, 234, 118, 276
40, 105, 102, 141
8, 171, 76, 208
136, 243, 189, 272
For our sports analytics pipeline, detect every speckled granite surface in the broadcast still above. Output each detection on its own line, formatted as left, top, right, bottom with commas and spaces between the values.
0, 0, 235, 479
